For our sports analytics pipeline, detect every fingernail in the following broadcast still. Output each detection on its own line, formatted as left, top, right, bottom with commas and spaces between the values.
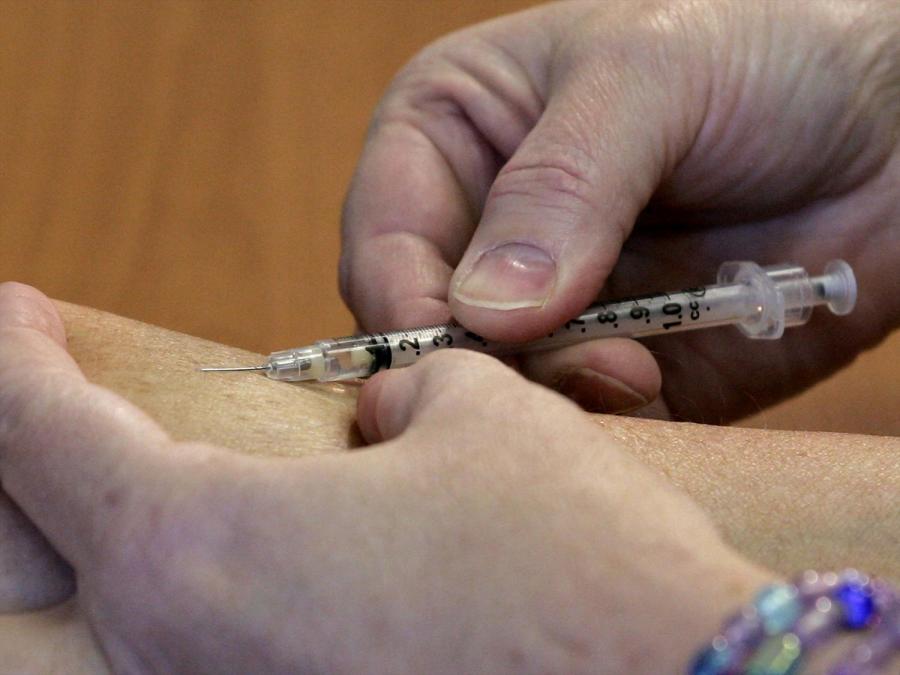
556, 368, 648, 414
453, 243, 555, 310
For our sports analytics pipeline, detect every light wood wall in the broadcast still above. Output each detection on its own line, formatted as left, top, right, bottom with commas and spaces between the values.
0, 1, 895, 435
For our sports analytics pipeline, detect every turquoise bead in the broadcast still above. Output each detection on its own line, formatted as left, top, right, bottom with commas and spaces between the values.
755, 584, 801, 634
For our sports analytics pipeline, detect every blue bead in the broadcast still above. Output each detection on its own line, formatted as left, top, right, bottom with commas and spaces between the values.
755, 584, 801, 634
688, 644, 733, 675
835, 582, 875, 629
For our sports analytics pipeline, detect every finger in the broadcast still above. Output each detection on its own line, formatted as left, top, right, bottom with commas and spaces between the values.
0, 491, 74, 612
0, 283, 180, 569
517, 338, 661, 415
357, 349, 519, 444
339, 88, 504, 331
0, 285, 75, 611
448, 54, 696, 342
0, 283, 68, 348
339, 13, 557, 331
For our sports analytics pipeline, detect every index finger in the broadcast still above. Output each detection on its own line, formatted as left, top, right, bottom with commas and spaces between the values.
0, 283, 177, 569
339, 17, 553, 331
340, 103, 493, 330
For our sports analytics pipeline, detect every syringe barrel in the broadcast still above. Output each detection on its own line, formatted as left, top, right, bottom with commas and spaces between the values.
261, 259, 856, 382
313, 336, 382, 381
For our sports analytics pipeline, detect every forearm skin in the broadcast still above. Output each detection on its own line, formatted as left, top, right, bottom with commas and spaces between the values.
56, 301, 899, 582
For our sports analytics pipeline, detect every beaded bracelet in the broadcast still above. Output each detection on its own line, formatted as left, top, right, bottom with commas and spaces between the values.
689, 570, 899, 675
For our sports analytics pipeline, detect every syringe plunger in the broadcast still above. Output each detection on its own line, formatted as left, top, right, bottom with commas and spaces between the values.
717, 259, 856, 339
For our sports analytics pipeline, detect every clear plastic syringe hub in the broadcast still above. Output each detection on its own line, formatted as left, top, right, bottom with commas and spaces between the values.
717, 259, 857, 340
266, 336, 388, 382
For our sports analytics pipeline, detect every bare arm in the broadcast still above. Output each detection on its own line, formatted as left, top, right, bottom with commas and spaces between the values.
0, 302, 895, 674
58, 301, 899, 579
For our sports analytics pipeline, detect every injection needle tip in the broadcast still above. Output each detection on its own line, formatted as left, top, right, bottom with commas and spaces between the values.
199, 364, 269, 373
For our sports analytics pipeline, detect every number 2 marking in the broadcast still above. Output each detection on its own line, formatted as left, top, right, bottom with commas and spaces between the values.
398, 338, 421, 355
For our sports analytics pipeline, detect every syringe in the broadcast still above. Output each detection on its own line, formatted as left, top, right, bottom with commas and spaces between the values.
201, 260, 856, 383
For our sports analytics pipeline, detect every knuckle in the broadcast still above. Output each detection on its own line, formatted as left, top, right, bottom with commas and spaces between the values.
0, 281, 32, 299
415, 350, 524, 410
393, 32, 469, 89
375, 44, 450, 121
0, 284, 61, 340
397, 43, 447, 83
372, 31, 483, 132
490, 150, 599, 218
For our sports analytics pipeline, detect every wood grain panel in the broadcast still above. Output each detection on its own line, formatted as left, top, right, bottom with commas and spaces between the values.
0, 0, 537, 348
0, 0, 896, 434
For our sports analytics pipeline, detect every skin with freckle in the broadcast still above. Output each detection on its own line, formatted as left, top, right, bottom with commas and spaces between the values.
0, 301, 895, 672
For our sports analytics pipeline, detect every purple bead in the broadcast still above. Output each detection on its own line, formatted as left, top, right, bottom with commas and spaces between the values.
793, 597, 840, 648
722, 608, 762, 647
836, 582, 876, 629
871, 579, 898, 615
689, 572, 899, 675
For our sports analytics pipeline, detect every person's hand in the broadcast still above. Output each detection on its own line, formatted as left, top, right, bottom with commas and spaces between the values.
0, 283, 770, 673
340, 0, 900, 422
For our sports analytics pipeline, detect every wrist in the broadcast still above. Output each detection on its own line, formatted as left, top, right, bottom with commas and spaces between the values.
556, 535, 775, 675
639, 549, 777, 674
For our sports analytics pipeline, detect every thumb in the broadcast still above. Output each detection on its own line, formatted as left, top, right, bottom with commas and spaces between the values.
448, 77, 680, 342
356, 350, 523, 444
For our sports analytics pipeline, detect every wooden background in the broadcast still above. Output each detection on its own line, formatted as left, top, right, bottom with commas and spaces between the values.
0, 0, 896, 435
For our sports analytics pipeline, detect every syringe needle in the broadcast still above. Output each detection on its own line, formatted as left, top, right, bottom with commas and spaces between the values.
199, 365, 270, 373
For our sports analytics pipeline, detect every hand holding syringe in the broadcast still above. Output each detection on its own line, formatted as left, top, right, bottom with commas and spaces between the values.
202, 260, 856, 383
